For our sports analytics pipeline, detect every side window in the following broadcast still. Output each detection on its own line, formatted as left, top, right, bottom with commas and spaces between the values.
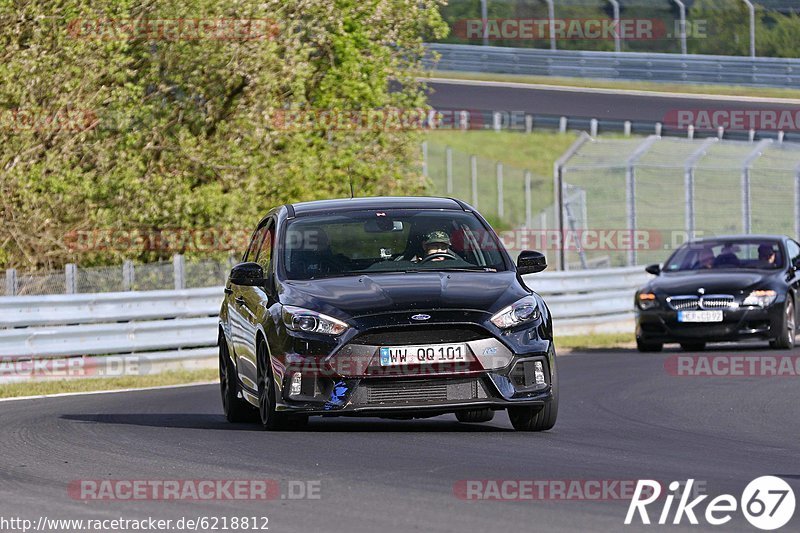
244, 226, 267, 263
254, 225, 274, 272
788, 240, 800, 267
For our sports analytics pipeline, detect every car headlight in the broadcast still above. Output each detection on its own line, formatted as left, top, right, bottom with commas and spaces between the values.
281, 305, 350, 335
491, 296, 541, 329
637, 292, 657, 310
742, 290, 777, 308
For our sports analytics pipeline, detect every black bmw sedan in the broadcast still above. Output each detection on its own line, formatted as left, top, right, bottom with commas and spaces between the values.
635, 235, 800, 352
218, 197, 557, 431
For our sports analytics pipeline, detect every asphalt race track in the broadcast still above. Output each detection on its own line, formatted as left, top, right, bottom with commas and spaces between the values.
1, 345, 798, 533
427, 78, 800, 124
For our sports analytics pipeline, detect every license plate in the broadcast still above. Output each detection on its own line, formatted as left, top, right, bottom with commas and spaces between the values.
379, 343, 467, 366
678, 310, 723, 323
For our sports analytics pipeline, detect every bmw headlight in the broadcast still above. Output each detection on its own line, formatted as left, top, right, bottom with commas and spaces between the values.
742, 290, 777, 308
637, 292, 657, 310
491, 296, 541, 329
281, 305, 349, 335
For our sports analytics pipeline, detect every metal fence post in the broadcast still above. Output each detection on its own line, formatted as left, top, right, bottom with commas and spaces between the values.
470, 155, 479, 207
559, 116, 568, 134
421, 141, 428, 178
173, 254, 185, 290
496, 162, 504, 220
525, 114, 533, 134
445, 146, 453, 195
492, 112, 501, 132
590, 118, 598, 137
544, 0, 557, 50
65, 263, 77, 294
525, 171, 532, 228
5, 268, 17, 296
672, 0, 687, 55
684, 138, 718, 238
742, 0, 756, 57
609, 0, 621, 52
480, 0, 489, 46
626, 136, 660, 266
553, 132, 591, 270
741, 139, 771, 234
123, 260, 135, 291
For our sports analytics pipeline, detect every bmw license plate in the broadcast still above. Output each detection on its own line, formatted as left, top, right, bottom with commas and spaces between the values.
379, 343, 467, 366
678, 310, 723, 323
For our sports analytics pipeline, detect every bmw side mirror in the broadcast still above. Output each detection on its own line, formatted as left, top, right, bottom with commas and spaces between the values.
517, 251, 547, 275
229, 262, 266, 286
645, 264, 661, 276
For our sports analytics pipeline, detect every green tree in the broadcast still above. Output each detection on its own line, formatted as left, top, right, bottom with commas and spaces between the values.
0, 0, 447, 268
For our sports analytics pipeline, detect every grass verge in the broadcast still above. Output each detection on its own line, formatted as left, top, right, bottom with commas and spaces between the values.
431, 70, 800, 101
557, 332, 635, 351
0, 368, 217, 399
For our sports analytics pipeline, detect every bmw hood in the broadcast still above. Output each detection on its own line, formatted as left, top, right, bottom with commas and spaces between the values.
648, 271, 774, 295
280, 271, 528, 320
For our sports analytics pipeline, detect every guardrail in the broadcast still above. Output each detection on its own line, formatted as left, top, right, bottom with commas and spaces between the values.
427, 43, 800, 88
0, 266, 650, 382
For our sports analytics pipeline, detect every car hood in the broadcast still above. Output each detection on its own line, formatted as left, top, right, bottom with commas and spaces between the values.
648, 270, 775, 295
279, 271, 527, 319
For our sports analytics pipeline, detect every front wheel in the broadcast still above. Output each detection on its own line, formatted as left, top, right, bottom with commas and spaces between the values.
770, 297, 795, 350
257, 340, 307, 431
508, 401, 557, 432
636, 338, 663, 352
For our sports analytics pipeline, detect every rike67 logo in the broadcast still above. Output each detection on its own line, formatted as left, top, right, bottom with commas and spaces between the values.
625, 477, 795, 530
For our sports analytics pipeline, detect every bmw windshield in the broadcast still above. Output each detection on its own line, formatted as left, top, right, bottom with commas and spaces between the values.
282, 209, 508, 280
664, 239, 785, 272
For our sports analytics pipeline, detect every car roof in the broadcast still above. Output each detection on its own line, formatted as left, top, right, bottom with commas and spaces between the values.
289, 196, 465, 217
688, 234, 787, 244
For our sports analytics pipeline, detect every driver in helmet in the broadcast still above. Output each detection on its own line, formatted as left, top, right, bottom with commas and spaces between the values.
417, 230, 453, 262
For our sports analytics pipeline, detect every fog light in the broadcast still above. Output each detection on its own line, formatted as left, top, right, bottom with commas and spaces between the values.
290, 372, 302, 396
534, 361, 545, 385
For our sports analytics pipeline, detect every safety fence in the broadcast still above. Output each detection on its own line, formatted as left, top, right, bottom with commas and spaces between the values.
0, 266, 649, 382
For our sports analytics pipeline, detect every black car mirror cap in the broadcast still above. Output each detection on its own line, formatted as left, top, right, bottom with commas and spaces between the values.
229, 262, 266, 286
645, 264, 661, 276
517, 250, 547, 275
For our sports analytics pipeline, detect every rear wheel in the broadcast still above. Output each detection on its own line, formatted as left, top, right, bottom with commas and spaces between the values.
680, 341, 706, 352
455, 408, 494, 424
770, 297, 795, 350
219, 335, 256, 423
636, 338, 663, 352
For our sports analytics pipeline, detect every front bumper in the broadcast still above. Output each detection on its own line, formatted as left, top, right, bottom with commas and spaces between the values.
636, 304, 783, 343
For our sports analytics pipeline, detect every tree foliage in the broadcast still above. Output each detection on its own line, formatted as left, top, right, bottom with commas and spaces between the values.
0, 0, 447, 268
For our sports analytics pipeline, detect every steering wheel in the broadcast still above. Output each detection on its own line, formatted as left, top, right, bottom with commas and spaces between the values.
420, 252, 458, 263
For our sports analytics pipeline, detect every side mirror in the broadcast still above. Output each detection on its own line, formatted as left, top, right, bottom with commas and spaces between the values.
517, 251, 547, 275
645, 264, 661, 276
229, 262, 265, 286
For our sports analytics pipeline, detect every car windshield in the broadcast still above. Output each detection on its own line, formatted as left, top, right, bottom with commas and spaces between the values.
664, 239, 784, 272
282, 209, 507, 280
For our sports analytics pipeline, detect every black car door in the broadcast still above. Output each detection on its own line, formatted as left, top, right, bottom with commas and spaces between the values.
229, 224, 269, 391
236, 220, 276, 390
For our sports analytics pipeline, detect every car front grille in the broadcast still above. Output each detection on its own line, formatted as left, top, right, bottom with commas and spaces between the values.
350, 326, 489, 346
667, 295, 736, 311
358, 378, 486, 405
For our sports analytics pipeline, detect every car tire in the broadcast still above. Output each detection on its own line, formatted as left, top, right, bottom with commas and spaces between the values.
508, 401, 557, 432
256, 340, 308, 431
219, 334, 256, 423
770, 297, 795, 350
679, 342, 706, 352
636, 338, 663, 352
455, 408, 495, 423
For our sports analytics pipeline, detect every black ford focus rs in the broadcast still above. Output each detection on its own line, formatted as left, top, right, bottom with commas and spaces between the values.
635, 235, 800, 352
218, 197, 557, 431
